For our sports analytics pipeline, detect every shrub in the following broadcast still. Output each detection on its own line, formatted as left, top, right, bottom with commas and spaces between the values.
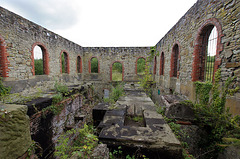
54, 81, 68, 95
91, 58, 98, 73
55, 124, 98, 159
193, 69, 240, 157
34, 59, 43, 75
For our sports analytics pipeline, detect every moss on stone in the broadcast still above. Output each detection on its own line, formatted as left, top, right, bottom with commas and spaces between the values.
0, 104, 32, 159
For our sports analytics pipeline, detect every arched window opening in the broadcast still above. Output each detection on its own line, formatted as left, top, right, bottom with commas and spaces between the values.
192, 19, 223, 82
171, 44, 179, 77
153, 56, 157, 74
91, 57, 98, 73
112, 62, 123, 81
61, 52, 68, 74
204, 26, 217, 82
77, 56, 82, 73
34, 45, 44, 75
160, 52, 164, 75
137, 58, 146, 75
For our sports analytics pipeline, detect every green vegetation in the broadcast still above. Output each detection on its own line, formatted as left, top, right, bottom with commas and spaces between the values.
104, 82, 125, 106
207, 56, 215, 62
55, 124, 98, 159
113, 62, 123, 73
194, 81, 212, 105
91, 57, 98, 73
52, 93, 63, 105
109, 146, 149, 159
34, 59, 43, 75
204, 56, 215, 81
61, 53, 66, 73
109, 146, 123, 159
193, 69, 240, 157
155, 69, 240, 158
1, 88, 43, 104
132, 116, 143, 122
54, 81, 68, 95
112, 72, 122, 81
139, 46, 158, 97
112, 62, 123, 81
137, 58, 146, 75
0, 77, 11, 102
42, 81, 69, 116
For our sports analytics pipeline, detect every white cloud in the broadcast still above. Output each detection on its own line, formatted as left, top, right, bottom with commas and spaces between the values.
1, 0, 197, 46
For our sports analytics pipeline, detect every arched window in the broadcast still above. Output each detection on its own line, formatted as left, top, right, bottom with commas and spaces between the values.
60, 51, 69, 74
89, 57, 99, 73
160, 52, 164, 75
203, 26, 217, 81
192, 18, 223, 82
170, 44, 180, 78
76, 56, 82, 73
136, 57, 146, 75
34, 46, 43, 75
32, 43, 49, 76
153, 56, 157, 75
111, 61, 123, 81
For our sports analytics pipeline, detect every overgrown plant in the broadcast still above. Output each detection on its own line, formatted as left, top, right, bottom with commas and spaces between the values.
138, 46, 159, 97
109, 146, 149, 159
55, 124, 98, 159
104, 82, 125, 106
193, 69, 240, 157
0, 77, 11, 103
54, 81, 68, 95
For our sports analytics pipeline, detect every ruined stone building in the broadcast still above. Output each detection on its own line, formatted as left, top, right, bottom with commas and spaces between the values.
0, 0, 239, 158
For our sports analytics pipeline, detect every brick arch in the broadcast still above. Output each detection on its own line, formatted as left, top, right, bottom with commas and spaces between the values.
76, 55, 82, 73
135, 56, 146, 74
153, 56, 157, 75
192, 18, 224, 81
110, 61, 124, 81
88, 56, 100, 73
0, 35, 9, 78
170, 42, 181, 78
31, 42, 50, 75
159, 52, 165, 75
60, 50, 70, 74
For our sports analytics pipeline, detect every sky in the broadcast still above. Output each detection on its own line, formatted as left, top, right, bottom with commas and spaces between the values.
1, 0, 197, 47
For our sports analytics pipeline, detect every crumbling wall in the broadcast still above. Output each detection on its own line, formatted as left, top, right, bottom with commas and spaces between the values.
0, 6, 150, 95
0, 6, 83, 94
153, 0, 240, 115
82, 47, 150, 82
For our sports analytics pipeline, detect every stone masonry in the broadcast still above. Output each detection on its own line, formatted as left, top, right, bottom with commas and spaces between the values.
0, 0, 239, 116
0, 0, 239, 123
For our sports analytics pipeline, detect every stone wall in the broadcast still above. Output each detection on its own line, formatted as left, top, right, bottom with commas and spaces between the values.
0, 1, 239, 110
152, 0, 240, 115
25, 84, 95, 158
0, 6, 150, 96
82, 47, 151, 82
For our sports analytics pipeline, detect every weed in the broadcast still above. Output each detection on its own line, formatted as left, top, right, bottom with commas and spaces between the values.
0, 77, 11, 102
52, 93, 63, 105
138, 46, 158, 97
54, 81, 68, 95
55, 124, 98, 159
193, 69, 240, 157
104, 82, 125, 106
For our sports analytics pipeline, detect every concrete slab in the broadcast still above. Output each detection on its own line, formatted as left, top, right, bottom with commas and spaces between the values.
98, 88, 182, 157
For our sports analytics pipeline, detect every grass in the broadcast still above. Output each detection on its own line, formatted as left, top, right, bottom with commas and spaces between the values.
112, 72, 122, 81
